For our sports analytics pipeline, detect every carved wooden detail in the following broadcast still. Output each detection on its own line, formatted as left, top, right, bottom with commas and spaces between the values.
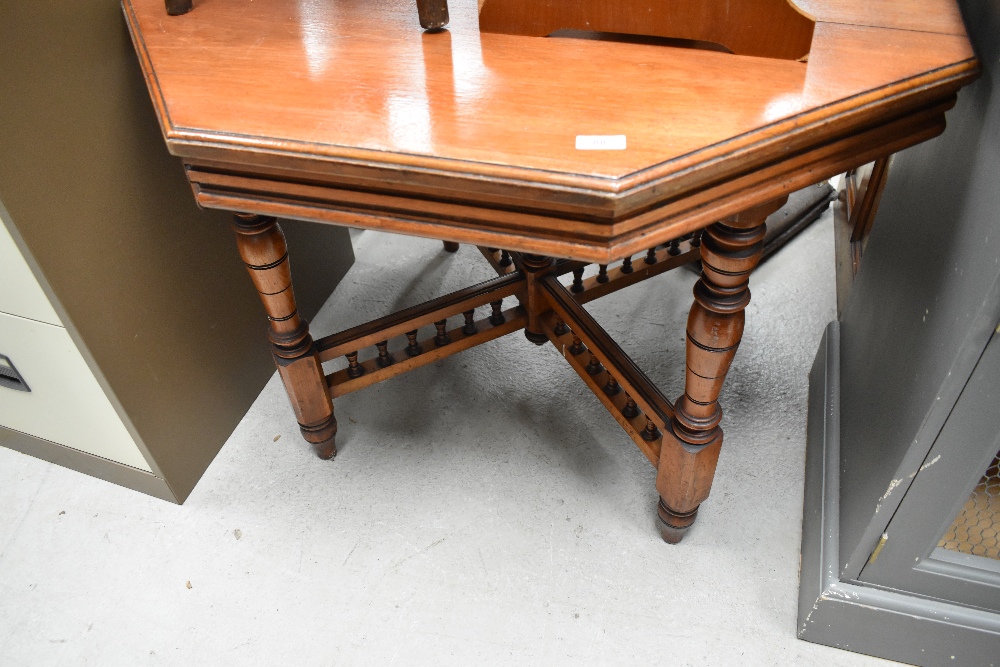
231, 214, 337, 459
655, 197, 786, 542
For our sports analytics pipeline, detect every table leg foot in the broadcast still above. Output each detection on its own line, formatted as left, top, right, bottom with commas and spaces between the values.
524, 330, 548, 345
302, 415, 338, 460
657, 499, 698, 544
442, 241, 460, 253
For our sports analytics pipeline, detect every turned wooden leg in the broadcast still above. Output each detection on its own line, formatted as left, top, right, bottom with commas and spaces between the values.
656, 197, 786, 543
232, 214, 337, 459
521, 253, 553, 345
442, 241, 460, 253
165, 0, 193, 16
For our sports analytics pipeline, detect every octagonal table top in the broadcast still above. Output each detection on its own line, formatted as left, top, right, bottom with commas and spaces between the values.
123, 0, 977, 260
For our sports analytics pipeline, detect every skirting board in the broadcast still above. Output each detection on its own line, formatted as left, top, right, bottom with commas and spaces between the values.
797, 322, 1000, 666
0, 426, 176, 503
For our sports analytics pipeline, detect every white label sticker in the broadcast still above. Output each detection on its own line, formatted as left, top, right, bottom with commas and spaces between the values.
575, 135, 627, 150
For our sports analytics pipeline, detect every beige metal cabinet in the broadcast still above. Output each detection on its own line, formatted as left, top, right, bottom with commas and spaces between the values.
0, 0, 354, 501
0, 222, 152, 471
0, 196, 352, 503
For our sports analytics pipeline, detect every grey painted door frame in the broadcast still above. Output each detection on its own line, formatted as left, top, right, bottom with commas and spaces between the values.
798, 324, 1000, 666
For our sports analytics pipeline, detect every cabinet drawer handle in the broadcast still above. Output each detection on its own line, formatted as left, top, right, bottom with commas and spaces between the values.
0, 354, 30, 392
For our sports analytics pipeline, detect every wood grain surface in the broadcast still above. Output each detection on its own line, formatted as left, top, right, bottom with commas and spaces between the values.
124, 0, 973, 184
123, 0, 976, 262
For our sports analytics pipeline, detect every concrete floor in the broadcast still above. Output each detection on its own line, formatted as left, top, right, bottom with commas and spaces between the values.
0, 215, 895, 665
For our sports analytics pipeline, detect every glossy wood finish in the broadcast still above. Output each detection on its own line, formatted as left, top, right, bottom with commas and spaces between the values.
657, 197, 785, 543
124, 0, 975, 263
480, 0, 815, 60
232, 214, 337, 459
123, 0, 978, 541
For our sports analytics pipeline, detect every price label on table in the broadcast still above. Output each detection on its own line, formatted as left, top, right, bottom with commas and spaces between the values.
575, 135, 627, 150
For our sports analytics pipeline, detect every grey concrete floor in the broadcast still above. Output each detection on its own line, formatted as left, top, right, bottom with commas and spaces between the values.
0, 215, 896, 666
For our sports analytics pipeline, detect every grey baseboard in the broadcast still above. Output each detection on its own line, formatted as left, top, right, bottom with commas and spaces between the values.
0, 426, 177, 503
797, 322, 1000, 666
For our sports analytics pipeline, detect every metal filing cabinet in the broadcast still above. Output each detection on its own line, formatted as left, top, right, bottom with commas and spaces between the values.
0, 0, 355, 501
0, 219, 153, 472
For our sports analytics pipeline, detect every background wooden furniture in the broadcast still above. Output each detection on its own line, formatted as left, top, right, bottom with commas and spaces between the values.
799, 1, 1000, 659
0, 0, 354, 503
123, 0, 977, 537
832, 157, 891, 315
479, 0, 814, 60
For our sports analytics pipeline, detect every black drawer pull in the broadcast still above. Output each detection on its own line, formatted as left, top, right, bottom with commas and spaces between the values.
0, 354, 30, 392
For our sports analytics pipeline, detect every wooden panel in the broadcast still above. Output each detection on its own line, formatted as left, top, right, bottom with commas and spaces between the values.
479, 0, 815, 61
791, 0, 967, 35
192, 98, 951, 263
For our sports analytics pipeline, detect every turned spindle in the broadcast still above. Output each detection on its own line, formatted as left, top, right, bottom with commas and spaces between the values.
346, 351, 365, 378
642, 417, 661, 441
668, 238, 681, 256
571, 267, 585, 293
645, 247, 657, 265
656, 197, 785, 544
597, 264, 609, 283
521, 254, 554, 345
553, 318, 568, 336
603, 376, 621, 396
232, 213, 335, 460
622, 394, 639, 418
434, 319, 451, 346
692, 230, 703, 248
586, 354, 603, 375
416, 0, 449, 30
462, 309, 478, 335
375, 341, 394, 368
569, 335, 586, 356
498, 250, 513, 267
621, 256, 634, 274
489, 300, 506, 325
405, 330, 423, 357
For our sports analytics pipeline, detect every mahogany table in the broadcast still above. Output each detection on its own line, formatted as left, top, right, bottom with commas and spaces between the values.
123, 0, 977, 542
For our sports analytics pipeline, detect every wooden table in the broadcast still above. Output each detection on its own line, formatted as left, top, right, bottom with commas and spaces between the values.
123, 0, 976, 541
